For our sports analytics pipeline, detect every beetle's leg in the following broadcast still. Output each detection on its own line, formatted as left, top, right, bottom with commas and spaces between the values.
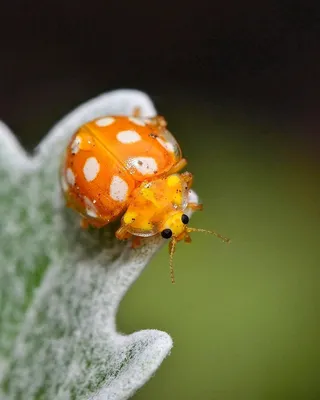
188, 203, 203, 211
80, 218, 90, 229
131, 236, 142, 249
115, 226, 142, 248
180, 172, 203, 211
155, 115, 168, 128
180, 171, 193, 188
81, 217, 108, 229
115, 225, 132, 241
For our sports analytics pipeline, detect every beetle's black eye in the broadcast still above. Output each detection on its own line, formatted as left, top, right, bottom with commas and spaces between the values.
161, 229, 173, 239
181, 214, 189, 224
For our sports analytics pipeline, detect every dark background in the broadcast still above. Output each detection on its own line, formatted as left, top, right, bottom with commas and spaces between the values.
0, 1, 319, 149
1, 2, 320, 399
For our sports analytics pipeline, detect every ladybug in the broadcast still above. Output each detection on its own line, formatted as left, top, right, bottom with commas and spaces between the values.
60, 109, 230, 282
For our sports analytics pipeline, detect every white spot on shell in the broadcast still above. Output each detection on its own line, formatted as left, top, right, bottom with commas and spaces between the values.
61, 175, 68, 192
71, 136, 81, 154
117, 130, 141, 144
95, 117, 115, 127
84, 196, 98, 218
129, 117, 145, 126
87, 210, 97, 218
129, 157, 158, 175
156, 137, 175, 152
83, 157, 100, 182
66, 168, 75, 186
110, 175, 128, 202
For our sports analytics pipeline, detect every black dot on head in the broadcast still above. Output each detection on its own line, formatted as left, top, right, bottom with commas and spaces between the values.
181, 214, 189, 224
161, 229, 172, 239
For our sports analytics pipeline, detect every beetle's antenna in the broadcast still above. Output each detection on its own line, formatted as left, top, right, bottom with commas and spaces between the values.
169, 238, 177, 284
187, 227, 231, 244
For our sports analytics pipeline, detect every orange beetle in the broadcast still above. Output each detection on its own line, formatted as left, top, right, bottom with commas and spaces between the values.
60, 110, 229, 282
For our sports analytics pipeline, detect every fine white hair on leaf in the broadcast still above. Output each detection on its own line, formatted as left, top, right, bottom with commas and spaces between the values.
0, 89, 198, 399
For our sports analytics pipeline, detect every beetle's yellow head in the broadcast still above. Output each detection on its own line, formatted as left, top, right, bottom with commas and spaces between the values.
159, 210, 231, 284
159, 211, 190, 241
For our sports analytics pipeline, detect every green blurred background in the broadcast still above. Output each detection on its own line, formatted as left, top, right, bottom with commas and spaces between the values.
1, 1, 320, 398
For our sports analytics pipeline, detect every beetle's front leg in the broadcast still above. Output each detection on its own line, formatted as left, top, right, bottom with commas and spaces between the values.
115, 225, 132, 241
131, 236, 142, 248
188, 203, 203, 211
115, 225, 143, 249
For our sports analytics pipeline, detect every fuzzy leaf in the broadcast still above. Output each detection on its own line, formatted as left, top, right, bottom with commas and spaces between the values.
0, 90, 198, 399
